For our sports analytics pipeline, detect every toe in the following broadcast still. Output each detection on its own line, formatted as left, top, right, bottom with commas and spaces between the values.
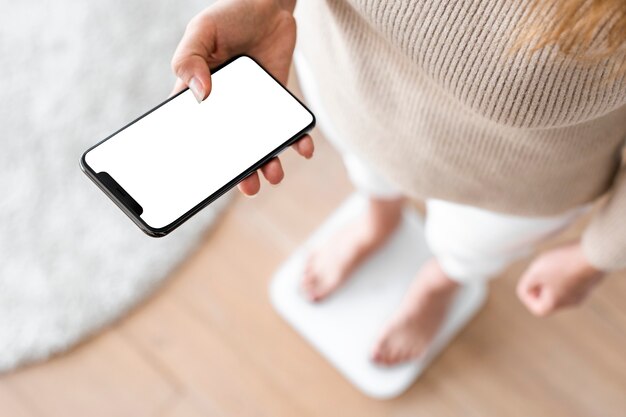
409, 344, 426, 361
374, 348, 386, 364
314, 276, 341, 302
372, 337, 392, 365
301, 267, 313, 288
402, 350, 416, 364
386, 348, 401, 366
391, 348, 408, 365
304, 279, 327, 303
304, 284, 320, 302
300, 270, 319, 300
310, 285, 330, 303
300, 254, 327, 302
371, 343, 385, 364
301, 278, 321, 301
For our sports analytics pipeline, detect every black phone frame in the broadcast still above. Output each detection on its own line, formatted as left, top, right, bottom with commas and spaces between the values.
80, 55, 316, 237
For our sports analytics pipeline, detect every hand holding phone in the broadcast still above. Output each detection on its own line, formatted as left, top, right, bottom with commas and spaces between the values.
81, 56, 315, 237
170, 0, 310, 196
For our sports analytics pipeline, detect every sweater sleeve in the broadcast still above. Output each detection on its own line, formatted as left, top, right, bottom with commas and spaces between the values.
582, 153, 626, 271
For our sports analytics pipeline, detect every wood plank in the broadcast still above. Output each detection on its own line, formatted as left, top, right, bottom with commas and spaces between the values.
160, 391, 221, 417
120, 292, 311, 417
3, 330, 178, 417
0, 382, 34, 417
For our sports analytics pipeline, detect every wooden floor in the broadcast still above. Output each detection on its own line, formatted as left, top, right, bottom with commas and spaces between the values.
2, 85, 626, 417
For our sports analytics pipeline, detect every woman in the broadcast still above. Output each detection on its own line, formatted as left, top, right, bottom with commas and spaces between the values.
171, 0, 626, 366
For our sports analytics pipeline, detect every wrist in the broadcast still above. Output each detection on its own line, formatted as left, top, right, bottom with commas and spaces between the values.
575, 241, 605, 277
249, 0, 296, 15
277, 0, 296, 12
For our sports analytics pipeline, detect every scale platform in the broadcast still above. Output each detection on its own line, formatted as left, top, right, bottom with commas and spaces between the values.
270, 194, 487, 399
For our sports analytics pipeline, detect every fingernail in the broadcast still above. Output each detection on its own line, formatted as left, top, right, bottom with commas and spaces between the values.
189, 77, 205, 103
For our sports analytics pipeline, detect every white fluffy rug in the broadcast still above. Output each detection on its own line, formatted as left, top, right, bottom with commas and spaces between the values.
0, 0, 227, 372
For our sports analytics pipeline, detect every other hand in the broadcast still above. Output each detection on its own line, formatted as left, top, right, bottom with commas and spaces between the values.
516, 241, 604, 316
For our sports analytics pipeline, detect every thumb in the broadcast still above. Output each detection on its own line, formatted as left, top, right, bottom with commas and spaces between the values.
170, 77, 188, 98
171, 22, 214, 102
517, 273, 554, 317
171, 54, 212, 103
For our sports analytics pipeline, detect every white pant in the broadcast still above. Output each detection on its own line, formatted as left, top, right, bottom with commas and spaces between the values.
295, 52, 586, 283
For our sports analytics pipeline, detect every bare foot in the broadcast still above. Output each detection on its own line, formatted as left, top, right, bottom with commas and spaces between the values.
301, 197, 404, 302
372, 259, 459, 366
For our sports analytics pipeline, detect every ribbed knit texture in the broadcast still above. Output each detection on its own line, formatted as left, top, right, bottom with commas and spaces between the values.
295, 0, 626, 270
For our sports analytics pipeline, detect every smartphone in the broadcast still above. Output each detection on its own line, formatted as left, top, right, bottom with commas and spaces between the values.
81, 55, 315, 237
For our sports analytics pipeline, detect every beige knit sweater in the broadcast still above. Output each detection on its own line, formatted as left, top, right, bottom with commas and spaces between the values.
295, 0, 626, 270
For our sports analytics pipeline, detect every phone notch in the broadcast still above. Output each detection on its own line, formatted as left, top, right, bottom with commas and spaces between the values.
96, 171, 144, 216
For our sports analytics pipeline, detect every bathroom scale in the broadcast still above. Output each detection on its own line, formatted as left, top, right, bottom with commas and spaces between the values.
270, 194, 487, 399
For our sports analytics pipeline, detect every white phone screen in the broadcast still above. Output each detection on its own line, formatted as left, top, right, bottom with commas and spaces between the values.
83, 56, 314, 231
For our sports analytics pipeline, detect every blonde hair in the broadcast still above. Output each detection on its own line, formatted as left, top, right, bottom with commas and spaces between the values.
518, 0, 626, 66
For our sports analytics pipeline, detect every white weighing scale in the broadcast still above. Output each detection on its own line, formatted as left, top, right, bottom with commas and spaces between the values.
270, 194, 487, 399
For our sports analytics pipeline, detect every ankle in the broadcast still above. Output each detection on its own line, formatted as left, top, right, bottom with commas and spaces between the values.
418, 261, 460, 295
428, 273, 459, 295
364, 198, 403, 235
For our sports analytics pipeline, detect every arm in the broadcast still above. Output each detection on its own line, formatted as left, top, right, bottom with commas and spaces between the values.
517, 151, 626, 316
581, 161, 626, 270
